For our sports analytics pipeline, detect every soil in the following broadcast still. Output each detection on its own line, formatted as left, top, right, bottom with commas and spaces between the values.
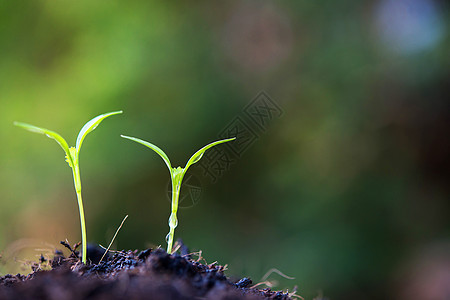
0, 241, 295, 300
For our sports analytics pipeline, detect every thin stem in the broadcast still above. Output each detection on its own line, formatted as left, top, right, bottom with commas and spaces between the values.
72, 164, 87, 264
167, 181, 180, 254
166, 226, 175, 254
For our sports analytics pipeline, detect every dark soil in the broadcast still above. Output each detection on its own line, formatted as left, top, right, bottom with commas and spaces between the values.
0, 241, 295, 300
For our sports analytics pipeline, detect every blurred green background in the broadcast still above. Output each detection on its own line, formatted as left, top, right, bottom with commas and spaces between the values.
0, 1, 449, 299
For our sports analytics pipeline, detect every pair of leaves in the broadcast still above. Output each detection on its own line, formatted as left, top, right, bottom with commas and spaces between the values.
14, 111, 123, 167
120, 135, 236, 181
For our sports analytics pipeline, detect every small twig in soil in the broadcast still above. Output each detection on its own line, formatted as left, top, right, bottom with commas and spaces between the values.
171, 243, 181, 254
261, 268, 295, 281
73, 242, 81, 251
186, 250, 207, 264
251, 268, 297, 296
60, 240, 79, 258
173, 239, 190, 256
208, 261, 218, 268
288, 286, 304, 300
251, 281, 274, 289
61, 240, 73, 252
98, 245, 120, 254
99, 215, 128, 264
195, 250, 203, 262
70, 260, 80, 271
290, 294, 304, 300
182, 250, 201, 259
60, 239, 80, 260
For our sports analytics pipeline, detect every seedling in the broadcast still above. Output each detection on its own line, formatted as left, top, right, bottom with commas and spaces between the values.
14, 111, 123, 264
121, 135, 235, 254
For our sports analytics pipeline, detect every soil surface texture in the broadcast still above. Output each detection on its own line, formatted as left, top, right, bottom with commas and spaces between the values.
0, 241, 295, 300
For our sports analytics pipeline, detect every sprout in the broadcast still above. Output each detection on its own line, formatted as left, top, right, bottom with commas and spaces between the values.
121, 135, 235, 254
14, 111, 123, 264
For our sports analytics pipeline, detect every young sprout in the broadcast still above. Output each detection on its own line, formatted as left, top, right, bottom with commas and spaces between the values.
14, 111, 122, 264
121, 135, 235, 254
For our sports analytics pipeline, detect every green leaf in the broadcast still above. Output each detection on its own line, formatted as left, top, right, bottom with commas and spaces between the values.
14, 121, 71, 156
184, 137, 236, 172
121, 135, 172, 172
76, 111, 123, 152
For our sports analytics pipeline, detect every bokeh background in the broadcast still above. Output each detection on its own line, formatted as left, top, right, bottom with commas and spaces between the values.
0, 1, 449, 299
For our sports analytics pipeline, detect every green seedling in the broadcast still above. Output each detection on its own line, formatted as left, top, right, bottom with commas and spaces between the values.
121, 135, 236, 254
14, 111, 123, 264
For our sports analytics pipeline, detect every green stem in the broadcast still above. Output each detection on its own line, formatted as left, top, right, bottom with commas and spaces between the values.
167, 181, 180, 254
72, 164, 87, 264
166, 226, 175, 254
